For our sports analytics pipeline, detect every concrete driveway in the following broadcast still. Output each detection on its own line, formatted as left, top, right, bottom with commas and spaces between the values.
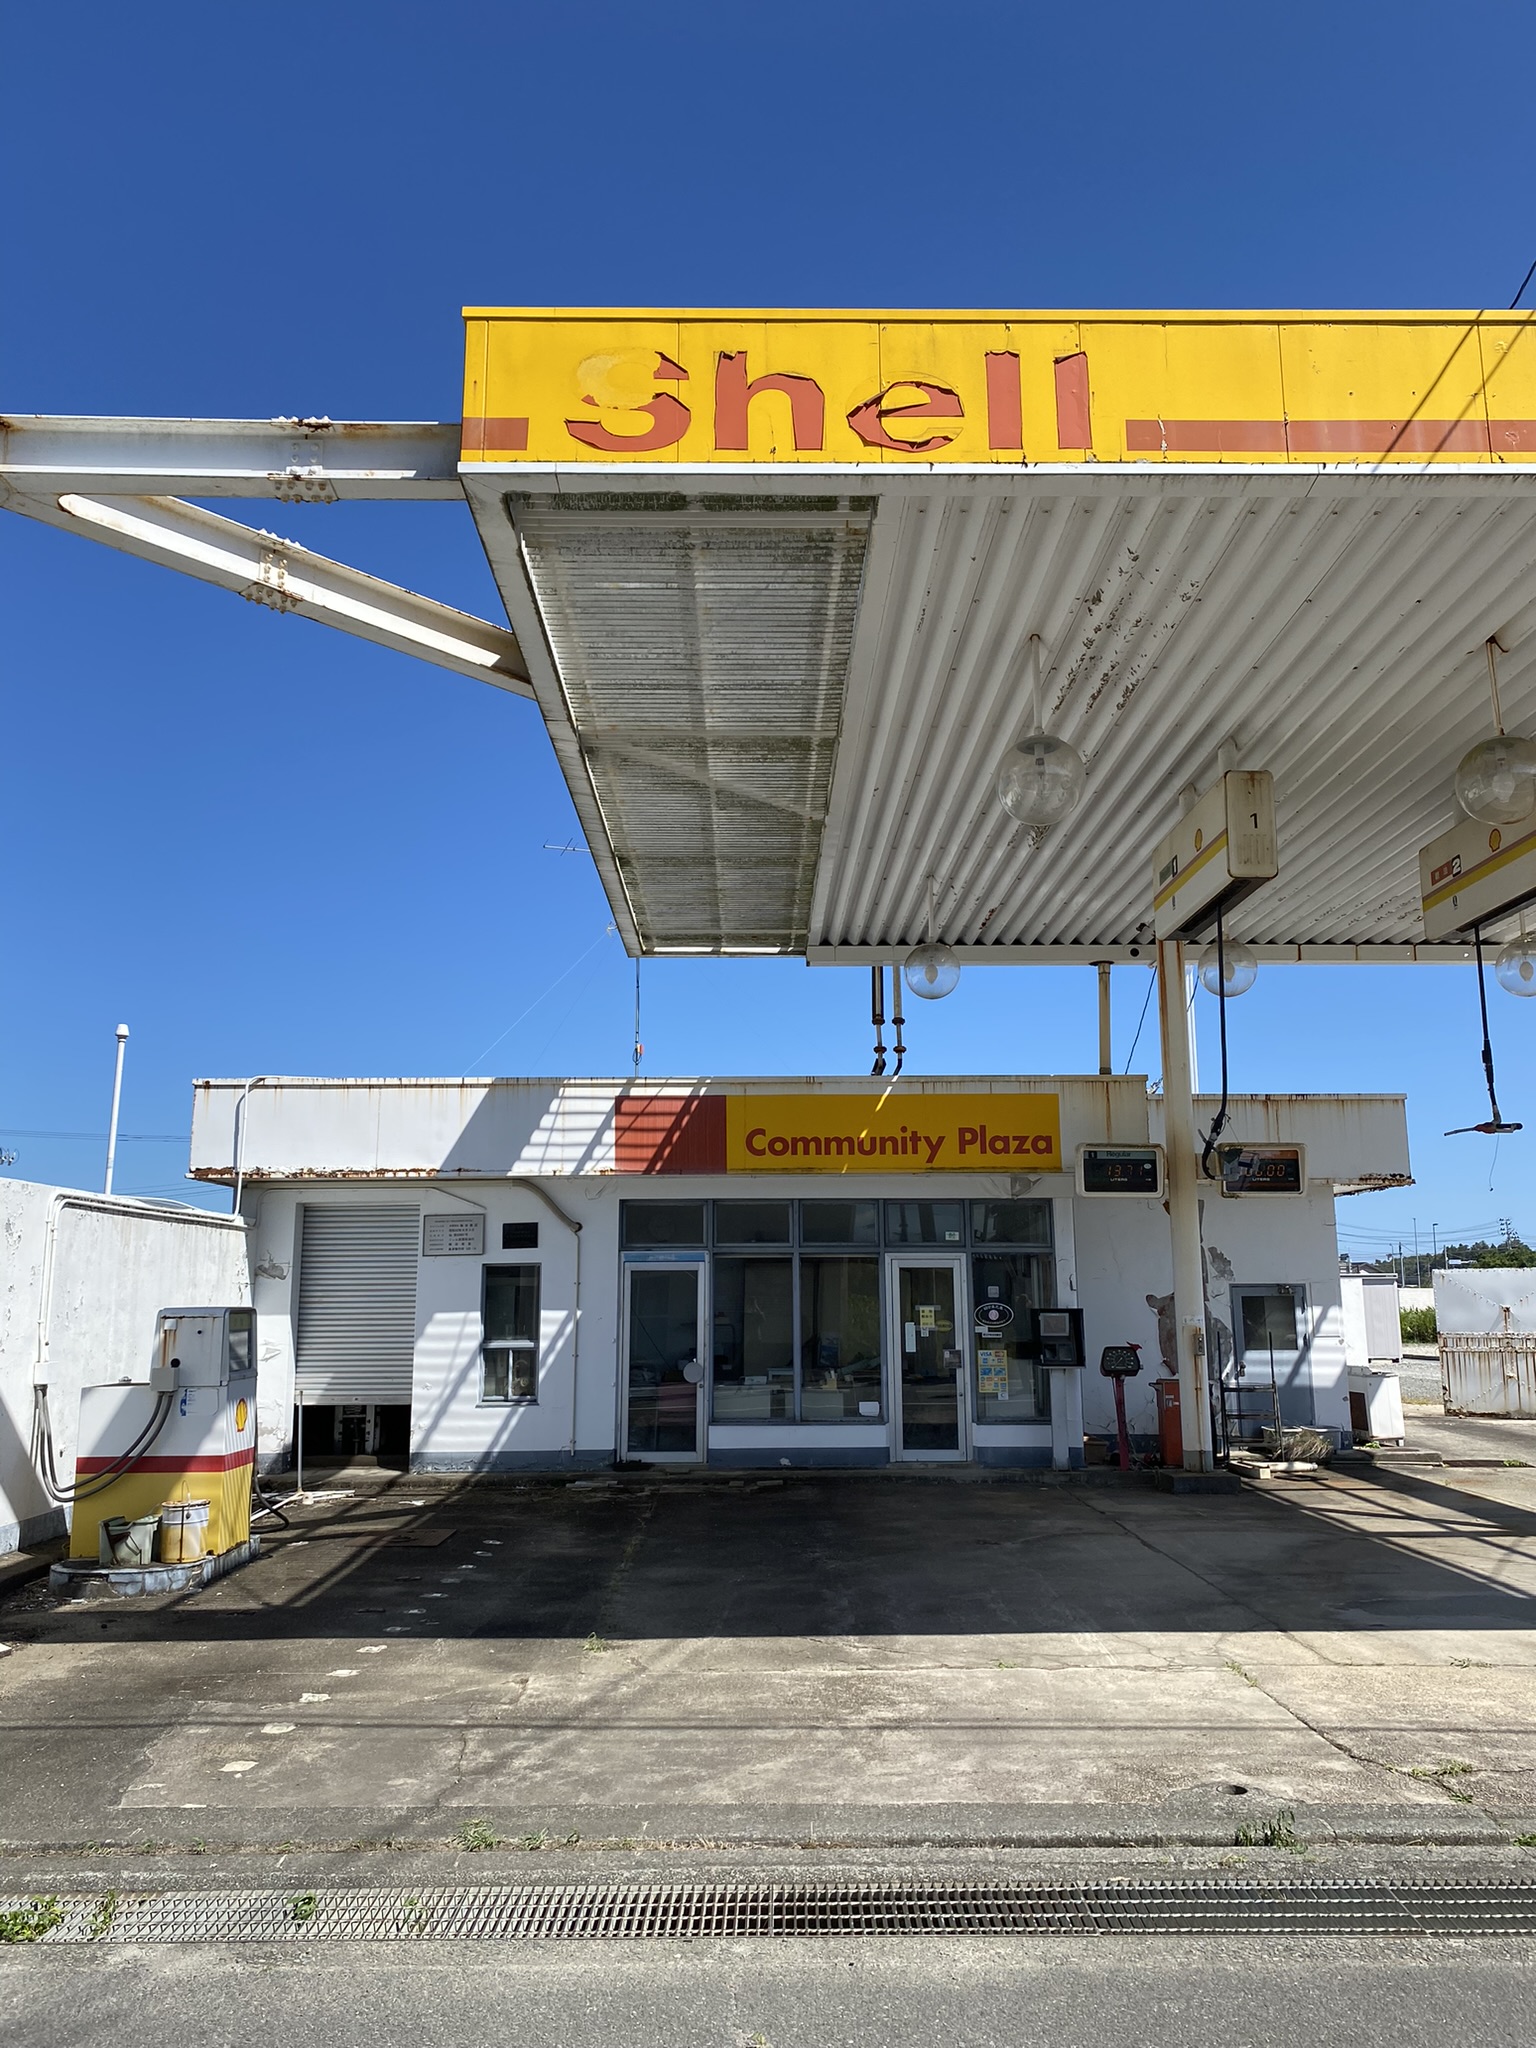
4, 1442, 1536, 1856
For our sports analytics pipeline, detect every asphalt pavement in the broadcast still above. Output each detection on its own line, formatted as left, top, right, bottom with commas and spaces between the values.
7, 1925, 1536, 2048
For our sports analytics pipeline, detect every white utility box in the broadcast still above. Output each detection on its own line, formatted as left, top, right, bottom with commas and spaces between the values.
1347, 1368, 1405, 1445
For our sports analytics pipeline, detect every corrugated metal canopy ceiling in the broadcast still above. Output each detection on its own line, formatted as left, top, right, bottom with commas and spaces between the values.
468, 470, 1536, 958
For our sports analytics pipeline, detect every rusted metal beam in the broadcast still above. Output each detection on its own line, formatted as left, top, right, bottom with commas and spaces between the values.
0, 414, 463, 500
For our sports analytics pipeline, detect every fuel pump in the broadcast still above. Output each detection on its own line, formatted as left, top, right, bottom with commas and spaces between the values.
58, 1307, 258, 1565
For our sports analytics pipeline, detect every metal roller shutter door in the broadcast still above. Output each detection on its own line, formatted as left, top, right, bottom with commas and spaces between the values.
296, 1204, 420, 1403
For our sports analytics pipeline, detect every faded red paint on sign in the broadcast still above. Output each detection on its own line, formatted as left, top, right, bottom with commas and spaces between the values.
614, 1093, 727, 1174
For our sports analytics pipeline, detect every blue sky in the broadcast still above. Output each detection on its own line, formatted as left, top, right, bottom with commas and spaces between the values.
2, 0, 1533, 1261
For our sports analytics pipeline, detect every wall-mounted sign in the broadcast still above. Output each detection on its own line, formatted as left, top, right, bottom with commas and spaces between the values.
1077, 1144, 1164, 1197
721, 1093, 1062, 1175
1216, 1143, 1306, 1197
422, 1212, 486, 1256
975, 1301, 1016, 1331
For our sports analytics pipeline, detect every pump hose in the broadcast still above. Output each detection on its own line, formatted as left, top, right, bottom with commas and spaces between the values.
1199, 902, 1233, 1181
35, 1387, 174, 1504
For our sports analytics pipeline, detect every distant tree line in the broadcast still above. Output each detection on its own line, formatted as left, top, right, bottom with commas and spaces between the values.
1348, 1220, 1534, 1283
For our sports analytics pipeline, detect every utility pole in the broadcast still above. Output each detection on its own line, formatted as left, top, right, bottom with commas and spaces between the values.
103, 1024, 129, 1195
1413, 1218, 1421, 1288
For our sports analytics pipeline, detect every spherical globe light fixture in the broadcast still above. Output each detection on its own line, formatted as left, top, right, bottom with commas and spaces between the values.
1455, 733, 1536, 825
903, 941, 960, 1000
1196, 939, 1258, 998
997, 731, 1087, 826
1495, 935, 1536, 996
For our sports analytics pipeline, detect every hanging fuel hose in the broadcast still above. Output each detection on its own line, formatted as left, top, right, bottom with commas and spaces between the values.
1199, 902, 1233, 1181
34, 1383, 174, 1503
1446, 924, 1524, 1135
889, 970, 906, 1078
870, 964, 887, 1075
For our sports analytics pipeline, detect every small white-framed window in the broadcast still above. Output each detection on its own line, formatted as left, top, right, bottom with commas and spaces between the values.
481, 1263, 540, 1403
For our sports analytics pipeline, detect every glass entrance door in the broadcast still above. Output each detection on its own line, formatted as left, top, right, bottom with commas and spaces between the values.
889, 1256, 968, 1460
1232, 1284, 1311, 1427
623, 1262, 704, 1460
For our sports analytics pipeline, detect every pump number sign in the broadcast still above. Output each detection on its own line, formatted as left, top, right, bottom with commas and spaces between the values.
1217, 1143, 1306, 1197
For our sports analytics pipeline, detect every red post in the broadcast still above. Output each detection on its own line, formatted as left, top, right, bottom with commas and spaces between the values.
1112, 1376, 1133, 1470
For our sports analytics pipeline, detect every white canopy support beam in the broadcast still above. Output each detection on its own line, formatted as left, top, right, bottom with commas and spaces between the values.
805, 942, 1481, 966
3, 489, 531, 695
0, 414, 463, 500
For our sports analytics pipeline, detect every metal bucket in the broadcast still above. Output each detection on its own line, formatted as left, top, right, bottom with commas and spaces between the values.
98, 1514, 160, 1568
158, 1498, 211, 1564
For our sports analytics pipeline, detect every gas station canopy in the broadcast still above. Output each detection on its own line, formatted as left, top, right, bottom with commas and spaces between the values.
9, 308, 1536, 963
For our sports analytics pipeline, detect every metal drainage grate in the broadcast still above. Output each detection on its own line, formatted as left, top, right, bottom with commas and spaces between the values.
9, 1880, 1536, 1944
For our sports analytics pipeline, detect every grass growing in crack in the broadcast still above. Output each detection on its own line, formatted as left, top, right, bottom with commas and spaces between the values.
0, 1897, 64, 1944
455, 1819, 499, 1852
1233, 1808, 1306, 1853
87, 1891, 120, 1941
1410, 1760, 1478, 1800
289, 1892, 319, 1924
1513, 1834, 1536, 1847
583, 1632, 610, 1655
1224, 1659, 1259, 1687
518, 1829, 582, 1851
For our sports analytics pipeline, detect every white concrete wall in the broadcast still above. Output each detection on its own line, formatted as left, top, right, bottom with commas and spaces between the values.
1071, 1186, 1350, 1441
0, 1179, 250, 1554
190, 1074, 1153, 1183
244, 1179, 616, 1471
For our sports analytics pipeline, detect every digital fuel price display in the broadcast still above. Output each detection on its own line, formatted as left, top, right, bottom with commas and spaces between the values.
1216, 1143, 1306, 1197
1076, 1145, 1164, 1197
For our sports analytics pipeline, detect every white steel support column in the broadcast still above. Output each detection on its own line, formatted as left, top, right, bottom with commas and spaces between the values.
1094, 961, 1112, 1075
1157, 939, 1214, 1471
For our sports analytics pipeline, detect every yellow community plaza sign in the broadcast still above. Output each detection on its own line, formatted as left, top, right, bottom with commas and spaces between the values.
462, 308, 1536, 468
723, 1094, 1062, 1174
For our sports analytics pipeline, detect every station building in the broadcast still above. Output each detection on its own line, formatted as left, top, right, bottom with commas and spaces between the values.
192, 1075, 1409, 1474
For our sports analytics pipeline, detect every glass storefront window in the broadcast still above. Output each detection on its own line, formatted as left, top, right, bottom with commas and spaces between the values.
621, 1201, 706, 1249
799, 1257, 883, 1420
711, 1256, 795, 1420
885, 1201, 965, 1246
971, 1251, 1051, 1422
800, 1200, 879, 1246
970, 1200, 1052, 1246
715, 1200, 792, 1246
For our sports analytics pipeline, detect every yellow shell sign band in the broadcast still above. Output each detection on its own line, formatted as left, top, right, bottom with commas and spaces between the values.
722, 1093, 1062, 1174
461, 309, 1536, 469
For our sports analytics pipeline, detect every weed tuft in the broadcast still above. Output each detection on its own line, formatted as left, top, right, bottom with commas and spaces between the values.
1233, 1808, 1305, 1853
289, 1892, 319, 1924
87, 1891, 120, 1941
0, 1897, 64, 1944
455, 1818, 499, 1852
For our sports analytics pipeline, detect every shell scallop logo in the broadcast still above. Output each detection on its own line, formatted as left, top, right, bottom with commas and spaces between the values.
1490, 830, 1503, 852
235, 1398, 248, 1433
